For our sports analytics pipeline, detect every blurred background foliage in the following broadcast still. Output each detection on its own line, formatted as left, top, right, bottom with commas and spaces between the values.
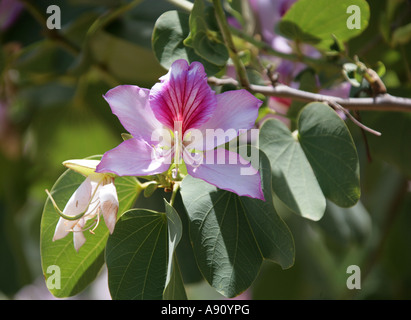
0, 0, 411, 299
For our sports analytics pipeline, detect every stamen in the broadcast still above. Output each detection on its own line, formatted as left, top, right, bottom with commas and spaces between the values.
90, 210, 101, 234
45, 179, 103, 221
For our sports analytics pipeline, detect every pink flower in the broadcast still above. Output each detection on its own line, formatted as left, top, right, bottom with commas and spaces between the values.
96, 59, 264, 200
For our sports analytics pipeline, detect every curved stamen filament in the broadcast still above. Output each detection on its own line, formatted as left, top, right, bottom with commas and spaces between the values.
45, 179, 102, 221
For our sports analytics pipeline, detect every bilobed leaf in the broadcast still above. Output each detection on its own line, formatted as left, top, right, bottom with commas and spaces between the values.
180, 150, 294, 298
40, 157, 140, 298
277, 0, 370, 51
152, 10, 223, 75
298, 102, 361, 207
260, 119, 326, 221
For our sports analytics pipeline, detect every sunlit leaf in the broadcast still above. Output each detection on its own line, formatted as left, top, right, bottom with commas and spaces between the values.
278, 0, 370, 51
260, 119, 326, 221
298, 102, 361, 208
105, 200, 185, 300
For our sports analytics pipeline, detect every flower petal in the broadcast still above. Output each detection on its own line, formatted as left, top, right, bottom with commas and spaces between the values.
103, 85, 163, 143
73, 218, 86, 252
96, 138, 171, 176
98, 182, 119, 234
149, 59, 217, 133
53, 218, 77, 241
194, 89, 262, 150
52, 176, 93, 241
185, 148, 264, 200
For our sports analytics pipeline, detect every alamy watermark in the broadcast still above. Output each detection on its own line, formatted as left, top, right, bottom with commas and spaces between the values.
346, 5, 362, 30
46, 265, 61, 290
150, 122, 260, 176
46, 5, 61, 30
346, 265, 361, 290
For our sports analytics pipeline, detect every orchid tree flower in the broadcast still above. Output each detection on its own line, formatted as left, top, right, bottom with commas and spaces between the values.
46, 160, 119, 252
96, 59, 264, 200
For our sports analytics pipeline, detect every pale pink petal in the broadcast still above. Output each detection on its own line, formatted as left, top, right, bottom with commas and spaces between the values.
96, 138, 171, 176
103, 85, 163, 143
195, 89, 262, 150
149, 59, 217, 133
73, 218, 86, 252
53, 218, 78, 241
98, 182, 119, 234
185, 148, 264, 200
52, 177, 92, 241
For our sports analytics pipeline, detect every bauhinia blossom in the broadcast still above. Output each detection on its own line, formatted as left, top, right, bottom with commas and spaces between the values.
96, 59, 264, 200
48, 159, 119, 252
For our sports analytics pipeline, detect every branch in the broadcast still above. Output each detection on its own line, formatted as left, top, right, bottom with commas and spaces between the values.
208, 76, 411, 112
213, 0, 250, 89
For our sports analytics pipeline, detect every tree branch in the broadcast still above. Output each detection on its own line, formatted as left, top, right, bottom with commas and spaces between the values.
213, 0, 250, 89
208, 76, 411, 112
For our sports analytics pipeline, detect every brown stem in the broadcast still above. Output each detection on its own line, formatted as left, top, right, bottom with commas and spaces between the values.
208, 76, 411, 112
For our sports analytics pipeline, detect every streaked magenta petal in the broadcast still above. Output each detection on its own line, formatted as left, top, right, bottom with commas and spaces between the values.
185, 149, 264, 200
103, 85, 162, 143
96, 138, 170, 176
149, 59, 217, 133
194, 89, 262, 150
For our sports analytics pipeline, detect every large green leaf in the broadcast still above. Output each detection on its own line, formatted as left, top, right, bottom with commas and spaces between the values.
105, 200, 185, 300
152, 10, 223, 75
40, 162, 140, 298
105, 209, 167, 300
260, 103, 360, 218
278, 0, 370, 51
180, 150, 294, 298
298, 102, 361, 207
260, 119, 326, 221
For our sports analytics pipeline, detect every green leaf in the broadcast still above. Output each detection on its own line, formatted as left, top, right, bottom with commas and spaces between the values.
152, 10, 223, 75
105, 209, 168, 300
260, 119, 326, 221
40, 159, 140, 298
298, 102, 360, 207
105, 200, 185, 300
163, 200, 186, 299
278, 0, 370, 51
180, 150, 294, 298
184, 0, 229, 66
